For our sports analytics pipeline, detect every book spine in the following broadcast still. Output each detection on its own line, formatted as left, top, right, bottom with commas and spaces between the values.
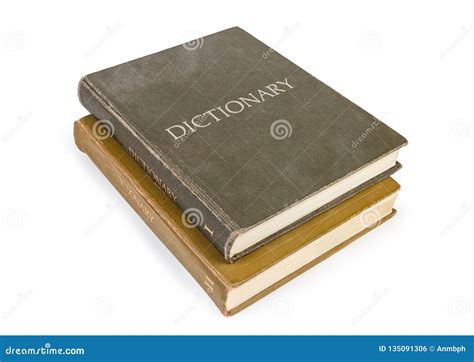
78, 79, 234, 261
74, 118, 230, 315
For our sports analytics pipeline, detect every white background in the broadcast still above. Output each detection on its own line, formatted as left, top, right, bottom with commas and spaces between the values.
0, 0, 473, 335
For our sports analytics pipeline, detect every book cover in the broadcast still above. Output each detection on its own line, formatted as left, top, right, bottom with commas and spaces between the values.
78, 26, 407, 262
74, 115, 399, 316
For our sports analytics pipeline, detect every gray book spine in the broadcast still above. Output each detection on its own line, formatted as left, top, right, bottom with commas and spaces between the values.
78, 78, 233, 258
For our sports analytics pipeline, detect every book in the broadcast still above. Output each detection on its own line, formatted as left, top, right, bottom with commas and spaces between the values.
74, 115, 400, 316
78, 26, 407, 262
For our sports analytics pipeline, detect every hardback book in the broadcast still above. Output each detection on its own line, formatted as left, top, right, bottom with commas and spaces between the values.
78, 26, 407, 262
74, 115, 400, 316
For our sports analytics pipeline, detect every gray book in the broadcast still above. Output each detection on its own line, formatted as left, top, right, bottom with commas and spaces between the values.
78, 27, 407, 262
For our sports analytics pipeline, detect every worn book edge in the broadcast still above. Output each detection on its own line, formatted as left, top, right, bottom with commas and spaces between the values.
78, 78, 237, 259
74, 115, 397, 316
78, 27, 407, 261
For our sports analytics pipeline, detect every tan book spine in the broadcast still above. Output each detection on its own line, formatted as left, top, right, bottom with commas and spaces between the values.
74, 117, 231, 315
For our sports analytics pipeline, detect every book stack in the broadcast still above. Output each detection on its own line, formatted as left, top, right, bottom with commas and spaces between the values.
75, 27, 407, 316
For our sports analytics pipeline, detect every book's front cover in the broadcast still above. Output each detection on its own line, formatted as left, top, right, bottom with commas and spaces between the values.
80, 27, 407, 258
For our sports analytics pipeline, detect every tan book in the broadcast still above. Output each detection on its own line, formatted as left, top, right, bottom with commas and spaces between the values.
74, 115, 400, 316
